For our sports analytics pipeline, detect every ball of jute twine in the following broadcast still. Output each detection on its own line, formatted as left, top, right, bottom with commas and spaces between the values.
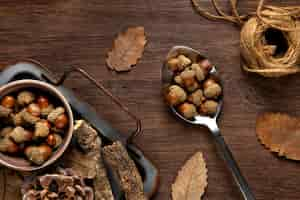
191, 0, 300, 77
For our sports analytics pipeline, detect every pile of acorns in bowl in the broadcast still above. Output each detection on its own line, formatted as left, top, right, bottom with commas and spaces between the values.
164, 54, 222, 119
0, 90, 69, 165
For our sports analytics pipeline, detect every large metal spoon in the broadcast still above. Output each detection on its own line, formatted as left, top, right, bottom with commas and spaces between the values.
162, 46, 255, 200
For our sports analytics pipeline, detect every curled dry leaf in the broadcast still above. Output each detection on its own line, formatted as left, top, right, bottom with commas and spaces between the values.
256, 113, 300, 160
106, 26, 147, 72
172, 151, 208, 200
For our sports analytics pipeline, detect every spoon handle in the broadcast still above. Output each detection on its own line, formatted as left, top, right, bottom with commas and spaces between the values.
214, 135, 256, 200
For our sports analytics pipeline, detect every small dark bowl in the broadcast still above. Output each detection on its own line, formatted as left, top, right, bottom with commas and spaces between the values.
0, 80, 74, 171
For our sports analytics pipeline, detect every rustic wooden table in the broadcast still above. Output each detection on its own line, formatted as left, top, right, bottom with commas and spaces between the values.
0, 0, 300, 199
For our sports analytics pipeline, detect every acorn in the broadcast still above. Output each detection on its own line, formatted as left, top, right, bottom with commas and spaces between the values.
1, 96, 15, 109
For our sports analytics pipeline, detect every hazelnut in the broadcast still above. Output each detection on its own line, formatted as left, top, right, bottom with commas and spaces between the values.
0, 105, 12, 118
203, 79, 222, 99
1, 96, 15, 109
40, 119, 51, 129
165, 85, 187, 106
180, 68, 196, 88
0, 137, 18, 153
11, 111, 24, 126
178, 103, 198, 119
21, 110, 40, 124
191, 64, 205, 82
55, 114, 68, 129
41, 104, 54, 117
47, 133, 63, 148
174, 75, 184, 86
17, 91, 35, 106
188, 89, 205, 106
10, 126, 33, 143
177, 55, 192, 69
34, 121, 50, 138
24, 145, 52, 165
199, 59, 212, 73
186, 81, 199, 92
27, 103, 41, 117
48, 107, 65, 123
200, 100, 218, 116
167, 58, 181, 71
37, 96, 49, 109
0, 127, 13, 138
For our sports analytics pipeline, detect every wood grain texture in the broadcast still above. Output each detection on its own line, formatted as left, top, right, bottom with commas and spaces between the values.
0, 0, 300, 199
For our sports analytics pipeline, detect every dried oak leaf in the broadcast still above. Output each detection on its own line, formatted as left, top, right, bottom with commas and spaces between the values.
256, 113, 300, 160
106, 26, 147, 72
172, 151, 208, 200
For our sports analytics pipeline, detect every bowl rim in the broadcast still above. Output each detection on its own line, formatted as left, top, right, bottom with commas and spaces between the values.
0, 79, 74, 171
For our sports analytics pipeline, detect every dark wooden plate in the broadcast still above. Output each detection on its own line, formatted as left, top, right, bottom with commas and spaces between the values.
0, 60, 159, 199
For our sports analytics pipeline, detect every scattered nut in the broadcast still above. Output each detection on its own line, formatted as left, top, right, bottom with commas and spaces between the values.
200, 100, 219, 115
178, 103, 198, 119
165, 85, 187, 106
17, 91, 35, 106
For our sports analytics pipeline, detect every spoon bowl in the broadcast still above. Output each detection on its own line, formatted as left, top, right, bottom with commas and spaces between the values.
162, 46, 255, 200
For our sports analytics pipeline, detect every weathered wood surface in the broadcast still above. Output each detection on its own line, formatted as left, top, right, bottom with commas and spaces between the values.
0, 0, 300, 199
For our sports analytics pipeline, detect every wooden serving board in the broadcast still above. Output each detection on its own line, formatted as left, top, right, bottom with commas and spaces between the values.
0, 60, 159, 199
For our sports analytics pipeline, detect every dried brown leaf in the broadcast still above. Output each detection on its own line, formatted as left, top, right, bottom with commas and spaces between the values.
106, 26, 147, 72
172, 151, 208, 200
256, 112, 300, 160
